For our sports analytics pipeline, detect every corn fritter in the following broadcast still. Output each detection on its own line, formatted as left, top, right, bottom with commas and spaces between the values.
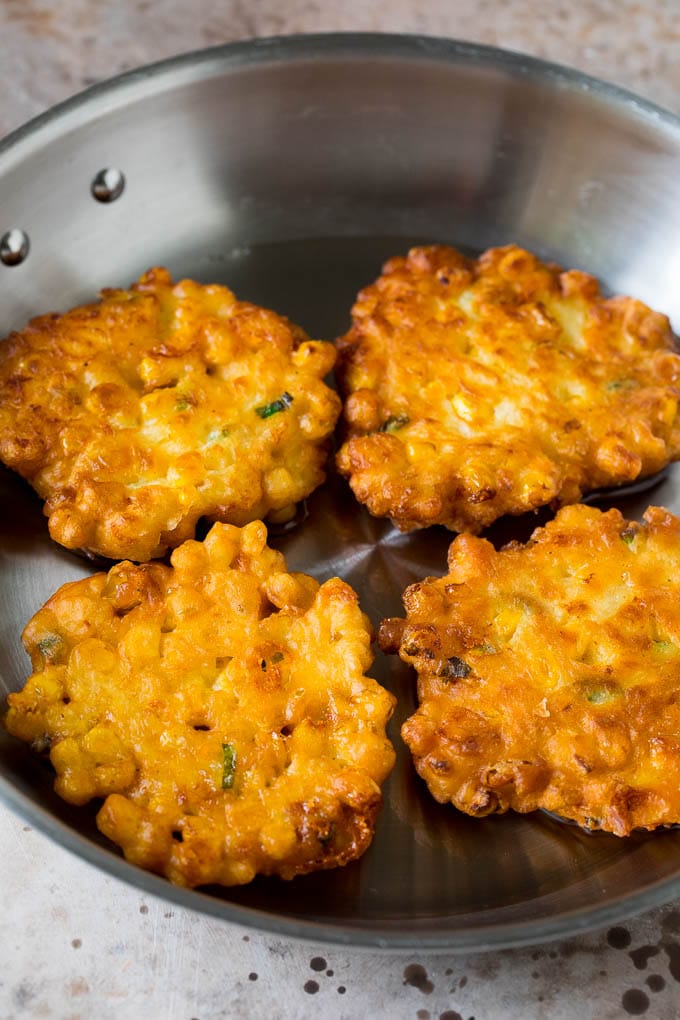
4, 521, 396, 886
0, 268, 341, 561
382, 503, 680, 835
337, 244, 680, 533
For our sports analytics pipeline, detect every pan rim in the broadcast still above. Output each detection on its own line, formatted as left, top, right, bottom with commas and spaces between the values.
3, 770, 680, 952
1, 31, 679, 166
2, 31, 680, 951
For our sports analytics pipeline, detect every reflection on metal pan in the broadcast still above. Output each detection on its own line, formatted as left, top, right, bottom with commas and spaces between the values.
2, 34, 680, 950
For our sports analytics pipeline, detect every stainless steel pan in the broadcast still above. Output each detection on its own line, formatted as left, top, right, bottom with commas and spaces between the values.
2, 33, 680, 951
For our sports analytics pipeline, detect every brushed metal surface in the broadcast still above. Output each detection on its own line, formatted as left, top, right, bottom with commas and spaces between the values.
1, 35, 680, 950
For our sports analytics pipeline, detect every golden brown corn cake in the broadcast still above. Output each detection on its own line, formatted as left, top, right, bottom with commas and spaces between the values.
4, 521, 396, 887
336, 244, 680, 533
380, 504, 680, 836
0, 268, 340, 561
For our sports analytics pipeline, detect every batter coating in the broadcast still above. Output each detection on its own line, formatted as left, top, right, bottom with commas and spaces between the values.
0, 268, 340, 561
336, 244, 680, 533
4, 521, 396, 886
381, 504, 680, 835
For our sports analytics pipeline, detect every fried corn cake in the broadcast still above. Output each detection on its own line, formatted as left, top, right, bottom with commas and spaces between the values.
336, 244, 680, 533
4, 521, 396, 887
0, 268, 341, 561
380, 504, 680, 836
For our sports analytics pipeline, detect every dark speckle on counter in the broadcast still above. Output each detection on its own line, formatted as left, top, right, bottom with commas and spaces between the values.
621, 988, 650, 1015
310, 956, 327, 972
661, 910, 680, 934
628, 946, 660, 970
138, 904, 149, 915
303, 980, 319, 995
607, 926, 633, 949
661, 939, 680, 982
403, 964, 435, 994
645, 974, 665, 993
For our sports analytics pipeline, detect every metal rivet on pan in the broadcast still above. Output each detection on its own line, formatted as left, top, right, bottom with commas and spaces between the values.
0, 228, 30, 266
91, 167, 125, 203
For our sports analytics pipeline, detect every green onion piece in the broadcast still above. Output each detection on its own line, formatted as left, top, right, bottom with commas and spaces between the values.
654, 640, 675, 655
620, 528, 637, 545
255, 392, 293, 419
580, 678, 620, 705
474, 643, 497, 654
583, 680, 621, 704
586, 688, 612, 704
176, 394, 194, 411
606, 379, 635, 392
37, 634, 62, 658
221, 743, 236, 789
381, 415, 410, 433
439, 656, 472, 679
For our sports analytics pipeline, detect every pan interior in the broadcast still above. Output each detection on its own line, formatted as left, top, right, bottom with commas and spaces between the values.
2, 233, 680, 941
2, 36, 680, 946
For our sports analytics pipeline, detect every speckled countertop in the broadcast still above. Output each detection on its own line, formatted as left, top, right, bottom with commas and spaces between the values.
2, 3, 680, 1019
